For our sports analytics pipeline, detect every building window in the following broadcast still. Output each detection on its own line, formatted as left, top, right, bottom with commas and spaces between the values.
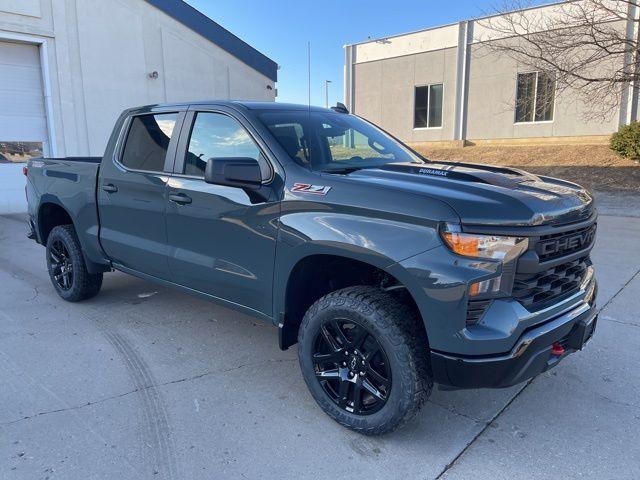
414, 84, 443, 129
515, 72, 555, 123
0, 142, 43, 163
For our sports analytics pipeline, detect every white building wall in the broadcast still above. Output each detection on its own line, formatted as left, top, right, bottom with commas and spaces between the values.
346, 0, 636, 144
0, 0, 276, 158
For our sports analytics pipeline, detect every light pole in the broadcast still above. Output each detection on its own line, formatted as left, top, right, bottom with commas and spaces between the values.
324, 80, 332, 108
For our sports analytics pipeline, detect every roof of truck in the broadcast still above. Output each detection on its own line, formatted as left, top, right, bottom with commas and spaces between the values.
129, 101, 337, 113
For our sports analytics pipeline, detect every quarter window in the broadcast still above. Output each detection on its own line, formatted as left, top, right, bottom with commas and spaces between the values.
120, 113, 178, 172
414, 84, 443, 129
515, 72, 556, 123
185, 112, 262, 177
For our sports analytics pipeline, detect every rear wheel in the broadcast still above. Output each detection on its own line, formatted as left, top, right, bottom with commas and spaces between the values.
298, 286, 432, 435
46, 225, 102, 302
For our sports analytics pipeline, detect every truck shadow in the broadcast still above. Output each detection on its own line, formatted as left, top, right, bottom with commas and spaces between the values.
93, 272, 525, 448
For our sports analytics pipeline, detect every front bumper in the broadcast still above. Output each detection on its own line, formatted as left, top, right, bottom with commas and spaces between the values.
431, 301, 598, 389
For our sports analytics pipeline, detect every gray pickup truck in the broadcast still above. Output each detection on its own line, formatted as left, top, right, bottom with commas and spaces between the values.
26, 101, 598, 435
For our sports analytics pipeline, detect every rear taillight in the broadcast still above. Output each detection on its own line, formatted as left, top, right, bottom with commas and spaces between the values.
22, 165, 28, 176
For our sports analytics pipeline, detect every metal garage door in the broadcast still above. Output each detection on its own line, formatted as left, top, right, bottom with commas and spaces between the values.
0, 40, 48, 162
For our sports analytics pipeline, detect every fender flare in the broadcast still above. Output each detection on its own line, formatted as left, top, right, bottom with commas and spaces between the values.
273, 240, 433, 349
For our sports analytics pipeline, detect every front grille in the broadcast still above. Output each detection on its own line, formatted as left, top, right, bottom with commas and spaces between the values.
536, 224, 596, 262
466, 299, 492, 326
512, 256, 590, 311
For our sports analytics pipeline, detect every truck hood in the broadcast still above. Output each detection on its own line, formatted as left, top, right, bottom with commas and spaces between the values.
343, 161, 595, 226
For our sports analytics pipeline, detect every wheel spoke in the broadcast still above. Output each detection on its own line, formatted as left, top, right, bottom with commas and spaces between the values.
352, 378, 364, 413
349, 324, 368, 349
362, 378, 386, 401
320, 325, 340, 352
313, 352, 342, 366
365, 345, 381, 362
337, 378, 350, 407
315, 368, 341, 380
366, 365, 390, 388
331, 320, 350, 347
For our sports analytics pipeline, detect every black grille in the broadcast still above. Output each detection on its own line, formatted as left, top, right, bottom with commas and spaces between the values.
466, 299, 492, 326
536, 224, 596, 262
513, 256, 590, 311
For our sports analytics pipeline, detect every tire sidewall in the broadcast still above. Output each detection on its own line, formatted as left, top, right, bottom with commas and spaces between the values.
46, 226, 86, 301
298, 292, 418, 433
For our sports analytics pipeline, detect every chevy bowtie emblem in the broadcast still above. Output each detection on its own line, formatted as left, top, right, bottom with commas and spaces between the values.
291, 183, 331, 195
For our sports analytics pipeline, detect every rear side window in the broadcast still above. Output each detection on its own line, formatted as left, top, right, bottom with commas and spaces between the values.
184, 112, 262, 177
120, 113, 178, 172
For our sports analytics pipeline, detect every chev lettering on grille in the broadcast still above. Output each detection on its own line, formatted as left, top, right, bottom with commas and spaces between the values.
538, 226, 596, 257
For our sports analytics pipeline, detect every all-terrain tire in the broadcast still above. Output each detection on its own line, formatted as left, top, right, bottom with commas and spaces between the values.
46, 225, 103, 302
298, 286, 432, 435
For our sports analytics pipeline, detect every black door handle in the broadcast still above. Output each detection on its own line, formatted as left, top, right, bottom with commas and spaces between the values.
102, 183, 118, 193
169, 193, 192, 205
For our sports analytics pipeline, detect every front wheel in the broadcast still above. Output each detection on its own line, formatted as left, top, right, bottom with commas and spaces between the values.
298, 286, 432, 435
46, 225, 103, 302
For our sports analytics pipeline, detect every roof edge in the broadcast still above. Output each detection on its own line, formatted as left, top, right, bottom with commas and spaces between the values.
344, 0, 569, 47
144, 0, 278, 82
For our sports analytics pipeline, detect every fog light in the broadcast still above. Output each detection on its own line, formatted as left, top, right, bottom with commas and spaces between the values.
469, 276, 502, 297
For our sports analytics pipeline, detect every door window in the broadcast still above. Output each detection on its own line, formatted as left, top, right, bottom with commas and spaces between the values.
184, 112, 262, 178
120, 113, 178, 172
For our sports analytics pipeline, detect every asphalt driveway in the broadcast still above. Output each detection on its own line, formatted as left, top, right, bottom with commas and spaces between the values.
1, 204, 639, 479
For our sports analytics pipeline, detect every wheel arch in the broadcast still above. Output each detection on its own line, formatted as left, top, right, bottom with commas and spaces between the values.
277, 251, 427, 350
36, 194, 109, 274
37, 197, 74, 244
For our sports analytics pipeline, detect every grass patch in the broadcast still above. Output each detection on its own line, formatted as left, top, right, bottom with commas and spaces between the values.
414, 144, 639, 193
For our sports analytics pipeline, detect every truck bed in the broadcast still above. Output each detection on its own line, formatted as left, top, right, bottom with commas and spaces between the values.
26, 156, 106, 271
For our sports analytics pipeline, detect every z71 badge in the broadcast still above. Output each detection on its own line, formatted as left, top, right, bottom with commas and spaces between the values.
291, 183, 331, 196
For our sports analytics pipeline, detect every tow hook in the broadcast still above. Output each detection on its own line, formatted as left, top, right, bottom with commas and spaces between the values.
551, 342, 565, 356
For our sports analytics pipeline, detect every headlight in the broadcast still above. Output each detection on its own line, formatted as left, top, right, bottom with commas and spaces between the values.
440, 223, 529, 298
440, 223, 528, 261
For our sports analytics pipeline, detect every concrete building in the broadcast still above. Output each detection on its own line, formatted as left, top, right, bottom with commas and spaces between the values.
0, 0, 277, 213
343, 1, 637, 147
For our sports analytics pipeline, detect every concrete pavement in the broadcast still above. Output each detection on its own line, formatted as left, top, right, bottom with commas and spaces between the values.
0, 210, 639, 479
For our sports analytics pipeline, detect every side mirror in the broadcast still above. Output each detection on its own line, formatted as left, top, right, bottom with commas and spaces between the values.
204, 157, 262, 190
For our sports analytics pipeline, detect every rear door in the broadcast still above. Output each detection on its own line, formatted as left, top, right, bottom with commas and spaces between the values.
165, 107, 280, 316
98, 109, 185, 279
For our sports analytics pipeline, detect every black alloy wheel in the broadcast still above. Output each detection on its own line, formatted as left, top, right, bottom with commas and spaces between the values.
298, 286, 433, 435
312, 319, 391, 415
48, 239, 74, 290
45, 225, 103, 302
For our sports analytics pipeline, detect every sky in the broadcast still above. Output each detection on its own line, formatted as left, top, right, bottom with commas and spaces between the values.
186, 0, 549, 107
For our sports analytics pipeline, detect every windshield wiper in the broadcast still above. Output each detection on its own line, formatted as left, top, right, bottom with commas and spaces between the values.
320, 166, 364, 174
320, 165, 383, 174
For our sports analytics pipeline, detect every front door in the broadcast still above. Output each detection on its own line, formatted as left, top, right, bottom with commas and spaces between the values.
165, 110, 279, 316
98, 111, 182, 279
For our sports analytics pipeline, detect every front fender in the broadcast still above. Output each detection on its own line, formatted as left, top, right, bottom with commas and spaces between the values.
272, 210, 443, 319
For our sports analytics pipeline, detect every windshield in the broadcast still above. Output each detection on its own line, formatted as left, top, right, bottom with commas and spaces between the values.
257, 110, 425, 172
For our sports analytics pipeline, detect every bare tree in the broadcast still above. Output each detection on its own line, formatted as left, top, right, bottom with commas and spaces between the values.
476, 0, 640, 120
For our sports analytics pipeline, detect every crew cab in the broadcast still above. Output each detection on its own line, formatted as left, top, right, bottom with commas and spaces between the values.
26, 101, 598, 435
